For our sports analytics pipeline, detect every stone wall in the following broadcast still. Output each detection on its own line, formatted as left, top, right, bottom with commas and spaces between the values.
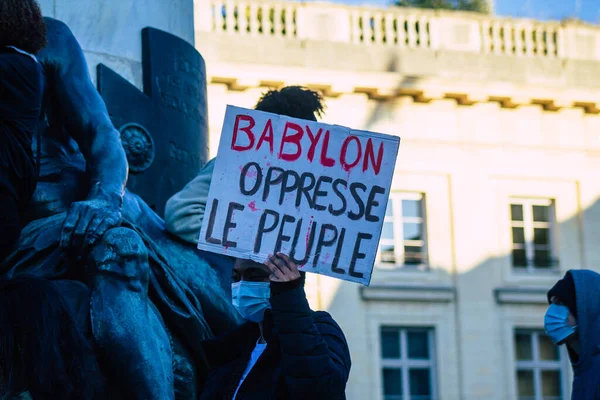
39, 0, 195, 88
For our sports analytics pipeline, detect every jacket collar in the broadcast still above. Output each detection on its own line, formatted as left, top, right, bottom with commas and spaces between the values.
203, 310, 281, 368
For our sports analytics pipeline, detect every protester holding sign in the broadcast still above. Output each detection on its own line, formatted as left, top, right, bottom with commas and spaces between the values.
199, 252, 351, 400
166, 87, 351, 399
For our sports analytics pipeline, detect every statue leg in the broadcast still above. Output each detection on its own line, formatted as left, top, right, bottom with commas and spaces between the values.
88, 227, 174, 400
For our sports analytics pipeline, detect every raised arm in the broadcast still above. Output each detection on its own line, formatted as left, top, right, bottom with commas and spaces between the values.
41, 18, 128, 253
266, 254, 351, 399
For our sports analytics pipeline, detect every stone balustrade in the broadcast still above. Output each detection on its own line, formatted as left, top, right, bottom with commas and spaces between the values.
196, 0, 600, 61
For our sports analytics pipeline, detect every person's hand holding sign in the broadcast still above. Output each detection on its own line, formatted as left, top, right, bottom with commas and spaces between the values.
265, 252, 301, 282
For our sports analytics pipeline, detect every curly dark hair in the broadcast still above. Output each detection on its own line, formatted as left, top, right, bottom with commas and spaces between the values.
0, 0, 47, 54
255, 86, 326, 121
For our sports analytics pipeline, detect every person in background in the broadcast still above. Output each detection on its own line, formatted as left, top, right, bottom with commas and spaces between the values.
0, 0, 47, 261
545, 270, 600, 399
165, 87, 351, 399
164, 86, 326, 244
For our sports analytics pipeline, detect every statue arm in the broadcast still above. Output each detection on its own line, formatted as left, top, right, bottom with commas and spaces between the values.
43, 19, 127, 252
48, 19, 128, 200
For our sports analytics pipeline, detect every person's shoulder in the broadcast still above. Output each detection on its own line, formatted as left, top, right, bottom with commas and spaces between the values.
312, 310, 351, 365
204, 157, 216, 169
312, 310, 345, 334
0, 48, 43, 85
313, 310, 332, 320
0, 48, 36, 66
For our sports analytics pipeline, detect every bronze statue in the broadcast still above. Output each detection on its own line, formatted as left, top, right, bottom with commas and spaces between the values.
0, 17, 240, 399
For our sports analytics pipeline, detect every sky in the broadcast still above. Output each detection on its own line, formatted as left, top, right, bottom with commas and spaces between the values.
324, 0, 600, 24
495, 0, 599, 24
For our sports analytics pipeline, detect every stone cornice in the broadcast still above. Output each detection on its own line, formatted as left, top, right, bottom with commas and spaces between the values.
360, 284, 456, 302
494, 287, 549, 305
207, 64, 600, 114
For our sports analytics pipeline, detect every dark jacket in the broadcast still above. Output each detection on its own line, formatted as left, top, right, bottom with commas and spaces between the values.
568, 270, 600, 400
199, 279, 351, 400
0, 46, 43, 192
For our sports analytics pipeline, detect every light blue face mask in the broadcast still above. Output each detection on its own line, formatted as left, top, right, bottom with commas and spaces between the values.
544, 304, 577, 345
232, 281, 271, 322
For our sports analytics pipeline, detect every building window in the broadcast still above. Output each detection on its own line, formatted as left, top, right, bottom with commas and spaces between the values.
380, 327, 437, 400
515, 330, 566, 400
510, 199, 558, 271
378, 193, 428, 268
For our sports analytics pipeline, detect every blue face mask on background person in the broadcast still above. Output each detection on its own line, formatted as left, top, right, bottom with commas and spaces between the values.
544, 304, 577, 345
232, 281, 271, 322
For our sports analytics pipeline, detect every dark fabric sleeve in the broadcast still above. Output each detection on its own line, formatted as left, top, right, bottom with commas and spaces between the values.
270, 273, 305, 295
0, 190, 21, 262
270, 285, 351, 400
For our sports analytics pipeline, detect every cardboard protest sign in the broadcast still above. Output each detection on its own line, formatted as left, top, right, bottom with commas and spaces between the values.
198, 106, 400, 285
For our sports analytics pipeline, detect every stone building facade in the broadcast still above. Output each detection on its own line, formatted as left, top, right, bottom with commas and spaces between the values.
194, 1, 600, 399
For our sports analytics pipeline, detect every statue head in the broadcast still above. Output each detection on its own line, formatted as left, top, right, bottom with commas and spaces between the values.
0, 0, 47, 54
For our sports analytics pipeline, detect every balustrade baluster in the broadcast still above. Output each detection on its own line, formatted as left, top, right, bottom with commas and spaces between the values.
545, 28, 556, 58
513, 25, 523, 55
418, 16, 428, 48
428, 18, 439, 49
258, 4, 266, 34
225, 0, 235, 33
214, 0, 225, 32
238, 2, 248, 34
536, 26, 545, 56
349, 11, 358, 44
284, 5, 294, 37
373, 13, 383, 44
273, 4, 282, 36
407, 15, 417, 48
492, 22, 502, 54
481, 20, 491, 53
524, 25, 533, 56
555, 28, 565, 58
363, 11, 372, 44
248, 3, 258, 35
503, 23, 513, 55
397, 16, 406, 47
384, 13, 394, 46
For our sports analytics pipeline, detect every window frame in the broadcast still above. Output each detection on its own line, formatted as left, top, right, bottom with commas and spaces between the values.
380, 326, 438, 400
376, 192, 429, 270
509, 198, 558, 273
514, 329, 569, 400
